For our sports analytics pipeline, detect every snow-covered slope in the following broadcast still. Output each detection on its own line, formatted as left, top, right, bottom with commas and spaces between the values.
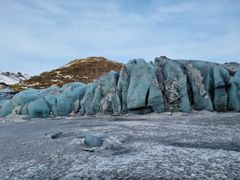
0, 72, 30, 85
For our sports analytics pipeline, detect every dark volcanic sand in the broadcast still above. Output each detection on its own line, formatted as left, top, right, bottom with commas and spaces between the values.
0, 111, 240, 179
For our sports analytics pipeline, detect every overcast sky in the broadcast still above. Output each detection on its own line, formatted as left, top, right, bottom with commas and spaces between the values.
0, 0, 240, 75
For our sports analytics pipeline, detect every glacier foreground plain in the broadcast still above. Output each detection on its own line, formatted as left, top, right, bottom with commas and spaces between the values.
0, 111, 240, 179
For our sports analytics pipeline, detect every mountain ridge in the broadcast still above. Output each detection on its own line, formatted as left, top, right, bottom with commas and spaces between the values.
0, 72, 30, 85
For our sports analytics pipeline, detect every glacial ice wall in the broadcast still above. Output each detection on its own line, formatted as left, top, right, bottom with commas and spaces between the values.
1, 57, 240, 118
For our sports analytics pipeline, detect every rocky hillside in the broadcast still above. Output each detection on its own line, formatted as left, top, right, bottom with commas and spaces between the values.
0, 72, 30, 85
11, 57, 123, 91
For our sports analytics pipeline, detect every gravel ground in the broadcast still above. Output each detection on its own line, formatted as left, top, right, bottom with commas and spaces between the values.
0, 111, 240, 179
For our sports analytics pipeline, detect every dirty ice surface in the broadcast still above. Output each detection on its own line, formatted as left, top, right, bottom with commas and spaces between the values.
0, 111, 240, 179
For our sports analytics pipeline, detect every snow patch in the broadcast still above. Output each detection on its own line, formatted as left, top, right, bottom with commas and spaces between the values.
0, 72, 30, 85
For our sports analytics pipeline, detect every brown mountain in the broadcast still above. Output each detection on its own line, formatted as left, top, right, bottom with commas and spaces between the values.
11, 57, 123, 91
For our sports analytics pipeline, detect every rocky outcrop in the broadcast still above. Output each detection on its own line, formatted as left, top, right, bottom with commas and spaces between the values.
11, 57, 123, 91
1, 57, 240, 118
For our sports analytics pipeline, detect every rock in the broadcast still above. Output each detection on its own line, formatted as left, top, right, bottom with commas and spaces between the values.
84, 133, 104, 147
155, 57, 191, 112
51, 132, 63, 139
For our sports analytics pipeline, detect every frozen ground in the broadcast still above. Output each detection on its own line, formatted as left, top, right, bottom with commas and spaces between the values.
0, 111, 240, 179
